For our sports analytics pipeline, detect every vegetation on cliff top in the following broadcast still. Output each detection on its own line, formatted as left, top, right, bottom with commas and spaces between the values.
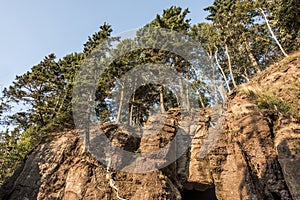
0, 0, 299, 185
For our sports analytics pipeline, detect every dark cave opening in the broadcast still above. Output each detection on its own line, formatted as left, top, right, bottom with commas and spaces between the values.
182, 188, 218, 200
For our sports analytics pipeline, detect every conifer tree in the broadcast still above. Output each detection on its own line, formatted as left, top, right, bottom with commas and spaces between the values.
136, 6, 192, 110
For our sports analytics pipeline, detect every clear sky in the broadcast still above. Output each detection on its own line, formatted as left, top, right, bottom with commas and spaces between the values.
0, 0, 213, 90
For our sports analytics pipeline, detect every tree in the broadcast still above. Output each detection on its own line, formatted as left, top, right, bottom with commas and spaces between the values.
105, 39, 136, 124
258, 8, 288, 57
203, 0, 294, 85
276, 0, 300, 51
190, 22, 231, 92
74, 23, 117, 148
55, 53, 85, 127
258, 0, 300, 53
2, 54, 60, 129
204, 0, 239, 87
0, 52, 85, 184
136, 6, 192, 110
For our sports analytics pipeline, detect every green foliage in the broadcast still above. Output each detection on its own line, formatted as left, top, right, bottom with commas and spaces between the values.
16, 127, 38, 154
1, 2, 299, 186
242, 87, 298, 118
273, 0, 300, 52
0, 27, 89, 184
148, 6, 190, 34
0, 129, 22, 185
201, 0, 300, 88
256, 94, 290, 115
83, 23, 113, 54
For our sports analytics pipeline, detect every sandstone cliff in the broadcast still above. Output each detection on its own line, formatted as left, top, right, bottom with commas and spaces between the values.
0, 53, 299, 199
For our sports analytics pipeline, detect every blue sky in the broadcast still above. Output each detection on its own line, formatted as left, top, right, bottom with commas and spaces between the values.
0, 0, 213, 90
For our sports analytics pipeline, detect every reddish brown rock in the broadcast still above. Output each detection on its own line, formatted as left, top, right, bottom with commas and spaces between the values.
1, 53, 300, 200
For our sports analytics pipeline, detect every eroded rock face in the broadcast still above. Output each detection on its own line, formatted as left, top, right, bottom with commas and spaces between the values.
0, 131, 179, 200
1, 54, 300, 199
206, 54, 300, 200
211, 94, 292, 199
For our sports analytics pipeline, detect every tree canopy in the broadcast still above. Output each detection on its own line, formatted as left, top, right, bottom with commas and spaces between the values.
0, 1, 299, 185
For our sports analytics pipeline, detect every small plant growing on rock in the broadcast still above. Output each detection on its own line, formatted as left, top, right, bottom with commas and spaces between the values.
256, 93, 290, 114
240, 86, 297, 118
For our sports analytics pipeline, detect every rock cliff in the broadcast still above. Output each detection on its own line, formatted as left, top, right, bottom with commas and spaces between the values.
0, 53, 299, 199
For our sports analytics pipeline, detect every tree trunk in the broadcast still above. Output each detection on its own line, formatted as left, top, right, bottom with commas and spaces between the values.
129, 96, 134, 126
242, 35, 261, 74
178, 73, 186, 109
53, 90, 68, 120
129, 79, 137, 126
208, 48, 218, 102
225, 44, 237, 88
159, 85, 165, 113
198, 93, 205, 108
215, 47, 231, 92
84, 93, 94, 150
241, 73, 250, 82
185, 67, 190, 111
259, 8, 288, 57
116, 84, 124, 123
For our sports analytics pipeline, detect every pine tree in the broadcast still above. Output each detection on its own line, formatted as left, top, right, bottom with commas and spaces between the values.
74, 23, 116, 148
136, 6, 192, 110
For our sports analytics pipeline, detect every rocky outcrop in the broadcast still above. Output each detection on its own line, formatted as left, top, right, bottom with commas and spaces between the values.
0, 130, 180, 200
1, 53, 299, 199
206, 53, 300, 200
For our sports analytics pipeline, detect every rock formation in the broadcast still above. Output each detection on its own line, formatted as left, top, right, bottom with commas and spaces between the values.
0, 53, 299, 199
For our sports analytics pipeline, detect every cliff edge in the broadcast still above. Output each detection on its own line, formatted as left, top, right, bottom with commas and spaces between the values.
1, 52, 299, 200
